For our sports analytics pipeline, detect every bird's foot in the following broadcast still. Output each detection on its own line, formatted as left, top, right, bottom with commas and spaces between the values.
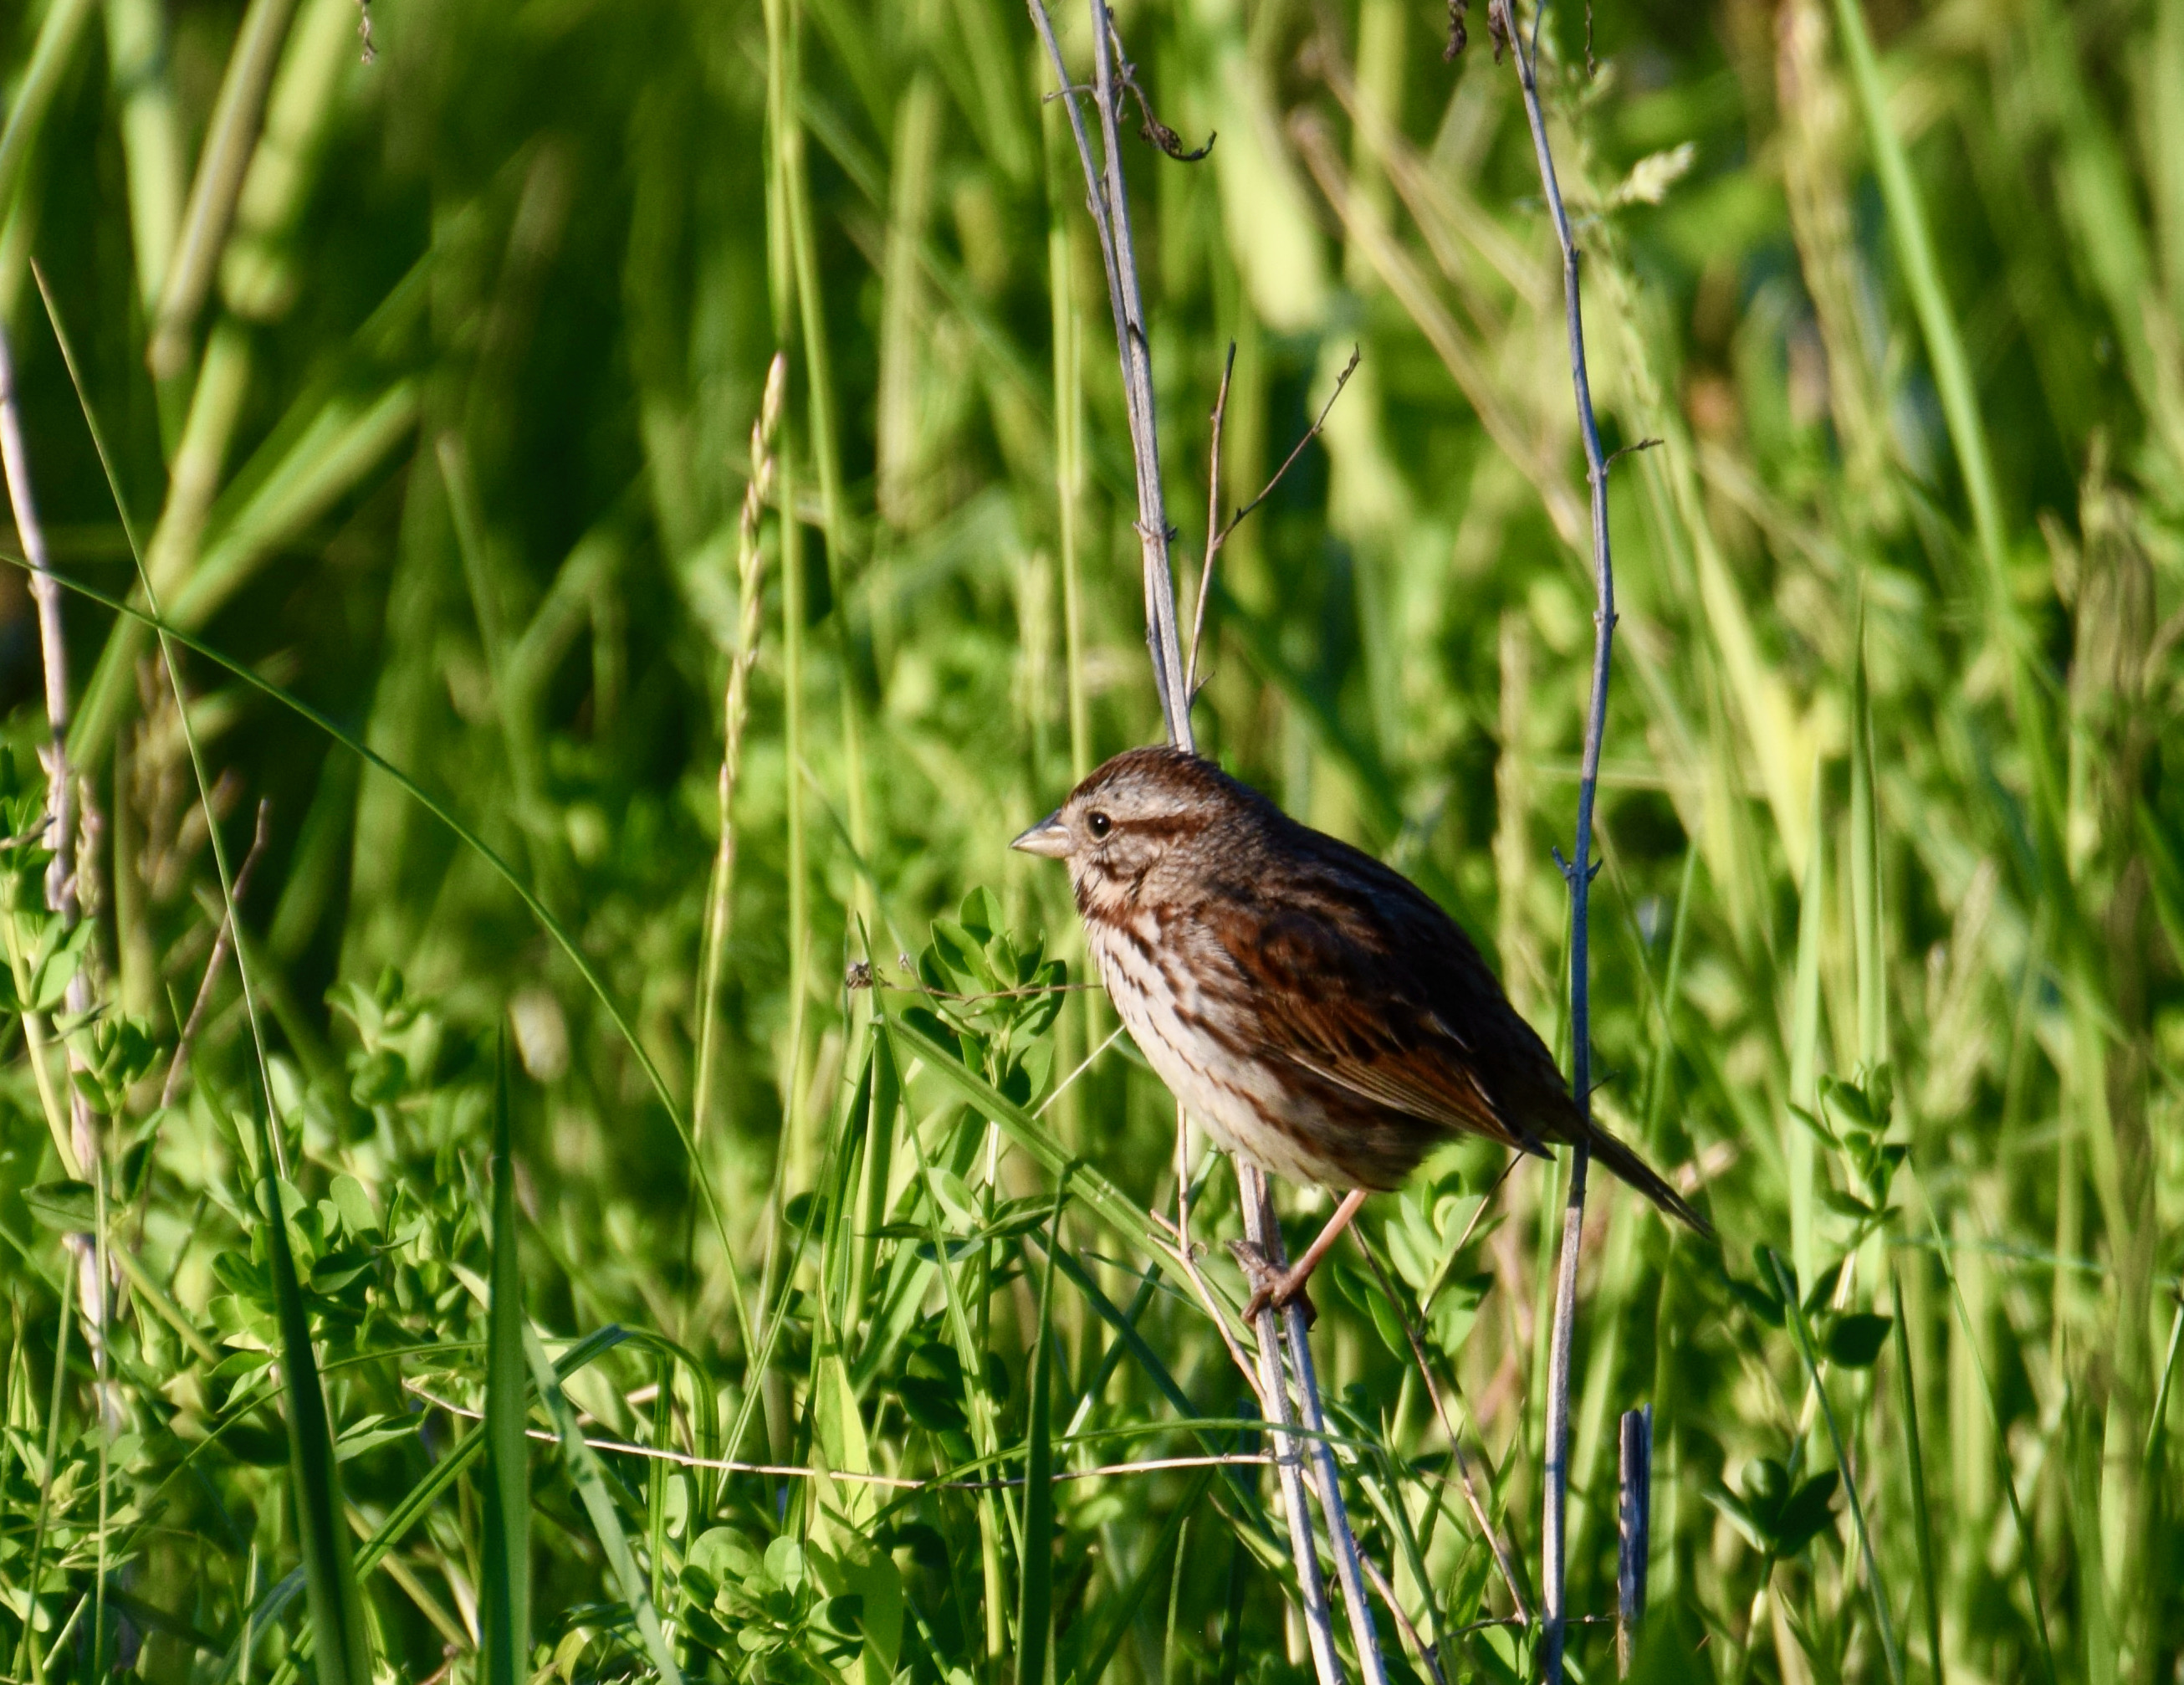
1227, 1240, 1317, 1328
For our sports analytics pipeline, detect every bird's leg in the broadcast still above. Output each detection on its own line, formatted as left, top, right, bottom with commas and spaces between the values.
1232, 1188, 1370, 1324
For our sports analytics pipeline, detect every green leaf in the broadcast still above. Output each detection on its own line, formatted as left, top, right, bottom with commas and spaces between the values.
957, 887, 1003, 943
30, 917, 94, 1011
1702, 1483, 1769, 1554
928, 919, 997, 992
1819, 1075, 1875, 1131
896, 1342, 968, 1432
23, 1180, 96, 1230
348, 1049, 406, 1107
1824, 1313, 1894, 1369
1743, 1457, 1790, 1523
327, 1175, 378, 1240
1786, 1100, 1836, 1146
1773, 1472, 1841, 1556
330, 1415, 422, 1462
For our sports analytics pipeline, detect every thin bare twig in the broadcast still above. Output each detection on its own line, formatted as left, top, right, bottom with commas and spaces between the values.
1359, 1551, 1448, 1685
1187, 346, 1360, 698
1616, 1405, 1652, 1675
412, 1380, 1278, 1489
1147, 1222, 1272, 1411
0, 321, 114, 1421
1483, 3, 1622, 1679
162, 798, 273, 1107
0, 329, 77, 927
1027, 6, 1388, 1678
1187, 343, 1236, 701
1235, 1164, 1346, 1683
1105, 23, 1214, 161
1221, 347, 1362, 549
1281, 1259, 1394, 1685
1026, 0, 1189, 743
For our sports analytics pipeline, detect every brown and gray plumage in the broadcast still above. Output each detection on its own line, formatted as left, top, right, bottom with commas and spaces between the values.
1012, 746, 1709, 1312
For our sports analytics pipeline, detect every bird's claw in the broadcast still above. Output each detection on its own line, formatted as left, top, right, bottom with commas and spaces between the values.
1227, 1240, 1317, 1328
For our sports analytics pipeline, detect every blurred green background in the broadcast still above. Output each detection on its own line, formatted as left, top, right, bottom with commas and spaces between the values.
1, 0, 2180, 1678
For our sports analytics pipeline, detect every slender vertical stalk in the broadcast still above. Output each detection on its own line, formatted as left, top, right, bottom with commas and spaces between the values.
1045, 94, 1093, 1163
0, 327, 80, 926
762, 0, 811, 1193
777, 1, 872, 937
693, 353, 787, 1155
1027, 0, 1187, 741
1238, 1165, 1344, 1685
0, 326, 109, 1433
692, 354, 785, 1370
11, 1259, 73, 1685
1025, 7, 1379, 1678
1615, 1406, 1650, 1676
1281, 1264, 1389, 1685
1044, 112, 1090, 786
0, 0, 98, 217
147, 0, 300, 378
1486, 5, 1620, 1678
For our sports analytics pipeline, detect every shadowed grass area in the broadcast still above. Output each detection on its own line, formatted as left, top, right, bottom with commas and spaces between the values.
0, 0, 2178, 1680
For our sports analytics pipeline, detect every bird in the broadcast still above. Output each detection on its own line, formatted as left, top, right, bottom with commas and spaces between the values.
1011, 745, 1710, 1320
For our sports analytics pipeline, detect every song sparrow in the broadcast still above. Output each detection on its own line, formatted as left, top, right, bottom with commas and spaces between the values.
1012, 745, 1711, 1317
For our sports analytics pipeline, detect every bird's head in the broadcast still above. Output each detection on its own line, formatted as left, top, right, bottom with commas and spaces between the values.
1010, 746, 1251, 914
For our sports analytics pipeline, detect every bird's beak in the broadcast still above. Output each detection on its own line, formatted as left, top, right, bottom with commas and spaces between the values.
1010, 810, 1072, 859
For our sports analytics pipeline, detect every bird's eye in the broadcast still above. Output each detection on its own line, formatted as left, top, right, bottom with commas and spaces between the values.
1086, 811, 1112, 839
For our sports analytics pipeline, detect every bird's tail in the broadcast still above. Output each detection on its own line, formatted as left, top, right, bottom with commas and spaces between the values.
1583, 1119, 1713, 1237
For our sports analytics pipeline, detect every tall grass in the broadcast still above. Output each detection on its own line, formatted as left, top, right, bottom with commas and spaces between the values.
0, 0, 2178, 1681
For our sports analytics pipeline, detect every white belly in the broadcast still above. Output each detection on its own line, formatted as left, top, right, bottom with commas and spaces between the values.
1089, 912, 1337, 1188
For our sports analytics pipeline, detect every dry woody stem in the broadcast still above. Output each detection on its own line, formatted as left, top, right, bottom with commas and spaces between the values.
1026, 4, 1385, 1680
1479, 1, 1632, 1677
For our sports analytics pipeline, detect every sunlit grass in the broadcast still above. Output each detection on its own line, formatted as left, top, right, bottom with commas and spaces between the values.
0, 0, 2178, 1681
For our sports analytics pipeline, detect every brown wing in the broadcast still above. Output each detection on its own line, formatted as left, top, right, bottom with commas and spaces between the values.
1197, 839, 1557, 1158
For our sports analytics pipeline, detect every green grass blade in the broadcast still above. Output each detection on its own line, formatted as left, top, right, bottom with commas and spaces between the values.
1911, 1184, 2059, 1683
1016, 1186, 1064, 1685
1890, 1266, 1945, 1685
880, 1006, 1156, 1256
0, 551, 739, 1278
2145, 1296, 2184, 1483
223, 1330, 628, 1685
1830, 0, 2064, 853
1828, 0, 2002, 592
11, 1252, 73, 1685
22, 276, 740, 1283
522, 1324, 684, 1685
0, 0, 96, 212
482, 1032, 531, 1685
1066, 1464, 1218, 1685
1849, 620, 1884, 1068
846, 1023, 900, 1364
255, 1135, 372, 1685
1789, 755, 1824, 1291
1767, 1249, 1905, 1685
